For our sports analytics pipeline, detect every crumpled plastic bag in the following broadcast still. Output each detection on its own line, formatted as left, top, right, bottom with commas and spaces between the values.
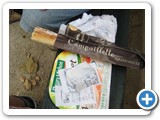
68, 13, 117, 43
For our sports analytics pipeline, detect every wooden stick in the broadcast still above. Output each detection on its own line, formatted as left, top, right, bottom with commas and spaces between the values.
31, 27, 57, 46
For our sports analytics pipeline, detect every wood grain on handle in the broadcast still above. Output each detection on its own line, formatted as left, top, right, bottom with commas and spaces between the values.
31, 27, 58, 46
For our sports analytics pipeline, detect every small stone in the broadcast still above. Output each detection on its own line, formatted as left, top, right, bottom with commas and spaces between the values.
31, 79, 37, 86
35, 75, 40, 82
19, 75, 26, 83
26, 53, 31, 58
23, 79, 32, 90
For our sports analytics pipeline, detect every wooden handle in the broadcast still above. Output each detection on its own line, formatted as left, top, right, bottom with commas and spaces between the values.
31, 27, 58, 46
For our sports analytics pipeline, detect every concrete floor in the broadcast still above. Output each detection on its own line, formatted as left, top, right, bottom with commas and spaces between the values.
9, 10, 145, 109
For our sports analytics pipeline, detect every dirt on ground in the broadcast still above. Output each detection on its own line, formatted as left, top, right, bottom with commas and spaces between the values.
9, 22, 57, 107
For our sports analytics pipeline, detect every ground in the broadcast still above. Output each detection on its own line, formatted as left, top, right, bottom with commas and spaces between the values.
9, 22, 57, 107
